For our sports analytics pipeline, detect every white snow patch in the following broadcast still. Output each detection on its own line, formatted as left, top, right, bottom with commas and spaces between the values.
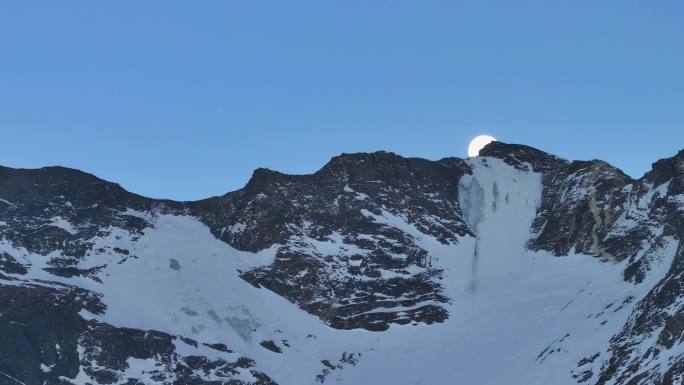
229, 223, 246, 233
48, 216, 77, 234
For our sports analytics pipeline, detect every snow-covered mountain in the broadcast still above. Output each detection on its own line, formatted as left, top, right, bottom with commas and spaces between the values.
1, 142, 684, 385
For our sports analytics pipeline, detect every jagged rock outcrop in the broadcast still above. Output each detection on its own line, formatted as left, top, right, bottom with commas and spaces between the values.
212, 152, 472, 331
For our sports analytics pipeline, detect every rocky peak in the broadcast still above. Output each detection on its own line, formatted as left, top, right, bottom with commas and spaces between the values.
317, 151, 470, 186
242, 167, 297, 197
0, 166, 135, 209
478, 141, 568, 172
643, 149, 684, 195
318, 151, 404, 172
0, 166, 159, 260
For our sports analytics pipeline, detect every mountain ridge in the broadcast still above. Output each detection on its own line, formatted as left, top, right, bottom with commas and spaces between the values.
4, 142, 679, 205
6, 142, 679, 206
2, 142, 684, 385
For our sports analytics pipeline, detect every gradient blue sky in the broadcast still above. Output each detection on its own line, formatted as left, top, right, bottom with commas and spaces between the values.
1, 1, 683, 200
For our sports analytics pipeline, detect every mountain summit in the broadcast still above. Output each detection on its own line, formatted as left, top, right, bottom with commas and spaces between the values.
1, 143, 684, 385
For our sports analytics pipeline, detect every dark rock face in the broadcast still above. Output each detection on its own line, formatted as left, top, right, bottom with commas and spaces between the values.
590, 153, 684, 385
0, 283, 102, 385
2, 144, 684, 385
0, 251, 27, 277
197, 152, 472, 331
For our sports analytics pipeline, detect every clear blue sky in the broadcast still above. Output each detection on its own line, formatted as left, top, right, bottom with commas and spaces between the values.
1, 1, 683, 200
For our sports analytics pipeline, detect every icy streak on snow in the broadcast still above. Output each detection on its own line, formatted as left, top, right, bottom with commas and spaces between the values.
458, 173, 484, 292
457, 175, 485, 234
458, 157, 542, 293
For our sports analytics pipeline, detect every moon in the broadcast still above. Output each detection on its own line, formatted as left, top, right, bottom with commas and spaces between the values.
467, 135, 497, 157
